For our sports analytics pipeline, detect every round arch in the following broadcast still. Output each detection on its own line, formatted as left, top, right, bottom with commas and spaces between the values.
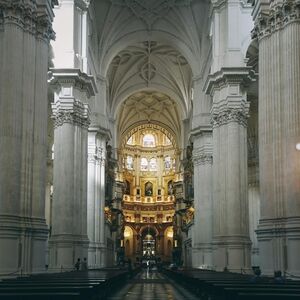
118, 121, 179, 150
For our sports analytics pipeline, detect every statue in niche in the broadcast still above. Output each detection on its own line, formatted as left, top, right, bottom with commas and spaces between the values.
145, 181, 153, 196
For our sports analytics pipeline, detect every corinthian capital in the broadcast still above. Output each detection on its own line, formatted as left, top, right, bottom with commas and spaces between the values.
193, 147, 213, 166
0, 0, 57, 42
252, 0, 300, 40
52, 99, 90, 129
211, 106, 249, 128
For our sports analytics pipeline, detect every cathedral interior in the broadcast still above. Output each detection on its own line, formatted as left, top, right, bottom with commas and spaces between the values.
1, 0, 300, 298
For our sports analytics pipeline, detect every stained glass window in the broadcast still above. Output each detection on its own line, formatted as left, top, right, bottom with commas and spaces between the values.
143, 134, 155, 147
141, 157, 148, 171
165, 156, 171, 169
149, 158, 157, 171
126, 155, 133, 169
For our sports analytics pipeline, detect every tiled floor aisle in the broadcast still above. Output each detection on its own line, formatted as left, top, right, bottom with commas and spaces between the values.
107, 270, 199, 300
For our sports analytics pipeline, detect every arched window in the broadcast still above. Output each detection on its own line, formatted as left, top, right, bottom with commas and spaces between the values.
143, 134, 155, 147
149, 158, 157, 171
141, 157, 148, 171
126, 155, 133, 169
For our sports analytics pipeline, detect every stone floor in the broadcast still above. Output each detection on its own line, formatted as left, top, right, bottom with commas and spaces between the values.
107, 269, 199, 300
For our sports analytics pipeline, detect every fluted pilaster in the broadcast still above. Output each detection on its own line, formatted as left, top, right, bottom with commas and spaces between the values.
191, 128, 213, 268
253, 0, 300, 276
0, 0, 56, 275
87, 127, 110, 268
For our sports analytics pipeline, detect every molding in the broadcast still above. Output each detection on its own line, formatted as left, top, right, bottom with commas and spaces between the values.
204, 67, 256, 96
89, 125, 112, 141
49, 68, 98, 98
190, 125, 212, 138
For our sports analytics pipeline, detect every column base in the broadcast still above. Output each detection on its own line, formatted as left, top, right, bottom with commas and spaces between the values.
257, 217, 300, 276
48, 234, 89, 272
191, 243, 213, 269
88, 242, 107, 268
212, 236, 252, 272
0, 215, 48, 276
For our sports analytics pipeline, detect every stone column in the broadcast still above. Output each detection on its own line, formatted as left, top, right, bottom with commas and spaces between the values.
191, 129, 213, 268
49, 69, 96, 270
252, 0, 300, 276
205, 68, 253, 271
87, 127, 108, 268
0, 0, 56, 275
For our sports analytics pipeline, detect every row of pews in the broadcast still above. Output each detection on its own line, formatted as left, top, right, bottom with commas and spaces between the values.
0, 268, 130, 299
163, 268, 300, 299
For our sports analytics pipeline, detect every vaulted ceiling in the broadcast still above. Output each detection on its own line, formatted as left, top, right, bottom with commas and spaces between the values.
90, 0, 210, 148
117, 91, 181, 147
107, 41, 192, 119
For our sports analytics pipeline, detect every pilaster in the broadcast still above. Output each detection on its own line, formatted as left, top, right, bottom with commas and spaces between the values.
87, 126, 110, 268
48, 68, 96, 271
205, 67, 254, 271
191, 127, 213, 268
0, 0, 56, 275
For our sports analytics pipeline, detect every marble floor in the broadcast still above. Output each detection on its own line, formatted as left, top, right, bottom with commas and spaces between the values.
107, 269, 199, 300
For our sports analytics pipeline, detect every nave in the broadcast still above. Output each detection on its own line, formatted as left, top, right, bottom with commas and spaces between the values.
107, 270, 199, 300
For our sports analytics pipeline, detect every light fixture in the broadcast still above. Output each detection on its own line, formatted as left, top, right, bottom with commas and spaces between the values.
296, 143, 300, 151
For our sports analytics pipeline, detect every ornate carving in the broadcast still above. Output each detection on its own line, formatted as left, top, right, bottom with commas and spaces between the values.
111, 0, 192, 29
52, 100, 90, 129
211, 107, 249, 128
252, 0, 300, 39
0, 0, 55, 42
88, 146, 106, 164
193, 148, 213, 166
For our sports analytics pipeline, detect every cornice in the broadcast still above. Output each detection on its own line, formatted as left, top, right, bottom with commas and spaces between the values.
49, 68, 98, 98
204, 67, 256, 96
89, 125, 112, 141
190, 125, 212, 138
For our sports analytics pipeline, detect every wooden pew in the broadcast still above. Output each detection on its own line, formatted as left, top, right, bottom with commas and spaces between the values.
163, 268, 300, 300
0, 268, 129, 299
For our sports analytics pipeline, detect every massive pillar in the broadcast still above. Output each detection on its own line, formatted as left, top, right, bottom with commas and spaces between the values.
0, 0, 56, 275
87, 128, 108, 268
252, 0, 300, 275
205, 69, 253, 271
49, 69, 96, 270
191, 130, 213, 268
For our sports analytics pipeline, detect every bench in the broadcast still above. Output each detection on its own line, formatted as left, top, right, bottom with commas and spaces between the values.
0, 268, 129, 299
